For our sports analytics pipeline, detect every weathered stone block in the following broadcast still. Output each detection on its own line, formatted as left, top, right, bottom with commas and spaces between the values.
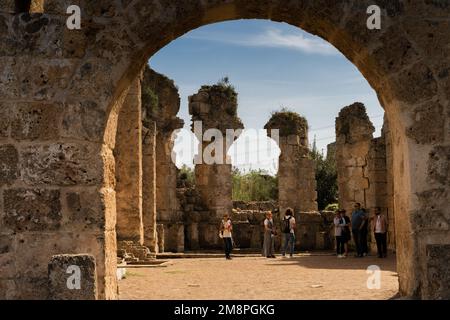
62, 28, 88, 58
68, 59, 114, 103
0, 58, 20, 99
391, 63, 438, 104
21, 143, 103, 186
48, 254, 97, 300
64, 188, 113, 232
3, 188, 61, 232
62, 100, 106, 142
0, 144, 19, 186
0, 0, 15, 13
13, 277, 49, 300
17, 59, 75, 100
428, 146, 450, 185
425, 245, 450, 299
287, 135, 299, 145
0, 102, 10, 137
407, 102, 445, 144
157, 223, 165, 253
0, 279, 16, 299
11, 102, 61, 140
0, 234, 15, 279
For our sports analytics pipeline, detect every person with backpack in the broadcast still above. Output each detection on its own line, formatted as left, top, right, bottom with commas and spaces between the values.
263, 211, 276, 258
334, 210, 348, 258
281, 208, 296, 258
220, 214, 233, 260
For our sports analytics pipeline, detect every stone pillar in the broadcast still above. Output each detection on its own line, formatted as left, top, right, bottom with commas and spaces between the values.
382, 117, 396, 251
264, 111, 318, 217
141, 67, 184, 252
189, 85, 244, 220
366, 134, 388, 252
142, 121, 157, 252
114, 78, 144, 245
335, 103, 375, 214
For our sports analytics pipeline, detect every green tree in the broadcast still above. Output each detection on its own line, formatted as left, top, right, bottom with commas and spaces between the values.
310, 137, 338, 210
232, 168, 278, 201
178, 165, 195, 187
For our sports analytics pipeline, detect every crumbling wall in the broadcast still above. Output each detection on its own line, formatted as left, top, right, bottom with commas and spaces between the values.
381, 117, 396, 251
142, 120, 157, 252
1, 0, 448, 300
185, 84, 244, 249
265, 111, 318, 217
115, 77, 144, 245
335, 103, 396, 252
141, 67, 184, 253
335, 103, 374, 214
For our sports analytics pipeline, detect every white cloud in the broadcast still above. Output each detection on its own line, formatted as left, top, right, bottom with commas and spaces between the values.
185, 27, 339, 56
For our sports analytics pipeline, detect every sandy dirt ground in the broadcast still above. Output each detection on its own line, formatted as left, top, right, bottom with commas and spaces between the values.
119, 254, 398, 300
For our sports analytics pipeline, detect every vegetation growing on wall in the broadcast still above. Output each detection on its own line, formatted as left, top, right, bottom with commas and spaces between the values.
264, 108, 308, 137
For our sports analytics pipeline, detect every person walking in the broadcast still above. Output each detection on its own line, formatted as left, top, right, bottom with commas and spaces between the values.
281, 208, 296, 258
334, 210, 347, 258
341, 209, 351, 257
372, 207, 388, 258
263, 211, 276, 258
351, 203, 368, 257
220, 214, 233, 260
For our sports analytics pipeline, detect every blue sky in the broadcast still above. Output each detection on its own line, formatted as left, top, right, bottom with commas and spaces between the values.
149, 20, 384, 174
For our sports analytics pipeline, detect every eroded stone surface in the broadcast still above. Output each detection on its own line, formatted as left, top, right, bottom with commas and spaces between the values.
0, 144, 19, 186
3, 188, 61, 232
48, 254, 97, 300
0, 0, 448, 300
21, 143, 103, 186
265, 111, 317, 215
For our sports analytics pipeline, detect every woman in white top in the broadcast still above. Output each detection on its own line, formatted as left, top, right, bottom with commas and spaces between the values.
334, 210, 348, 258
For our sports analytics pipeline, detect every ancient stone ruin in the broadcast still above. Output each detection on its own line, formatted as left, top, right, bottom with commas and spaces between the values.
0, 0, 448, 300
265, 111, 318, 215
333, 103, 396, 251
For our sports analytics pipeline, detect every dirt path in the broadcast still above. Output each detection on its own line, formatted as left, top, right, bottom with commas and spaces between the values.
119, 255, 398, 300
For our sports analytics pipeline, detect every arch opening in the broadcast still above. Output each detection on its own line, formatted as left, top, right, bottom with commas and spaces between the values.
112, 18, 400, 300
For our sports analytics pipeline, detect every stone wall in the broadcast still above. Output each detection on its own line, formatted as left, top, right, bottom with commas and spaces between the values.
335, 102, 374, 214
115, 77, 143, 244
141, 67, 184, 252
0, 0, 448, 300
382, 117, 396, 251
189, 84, 244, 220
182, 84, 244, 250
335, 103, 396, 252
142, 120, 157, 251
265, 111, 318, 218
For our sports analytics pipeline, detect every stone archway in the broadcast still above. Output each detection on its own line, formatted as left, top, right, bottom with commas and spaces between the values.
0, 1, 448, 299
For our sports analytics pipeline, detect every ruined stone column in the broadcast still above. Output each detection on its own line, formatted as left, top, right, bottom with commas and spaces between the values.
114, 78, 144, 245
335, 103, 375, 214
265, 111, 318, 217
142, 120, 157, 252
189, 84, 244, 220
381, 116, 396, 251
141, 67, 184, 252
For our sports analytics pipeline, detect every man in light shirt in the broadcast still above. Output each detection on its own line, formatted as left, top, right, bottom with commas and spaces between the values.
372, 207, 388, 258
